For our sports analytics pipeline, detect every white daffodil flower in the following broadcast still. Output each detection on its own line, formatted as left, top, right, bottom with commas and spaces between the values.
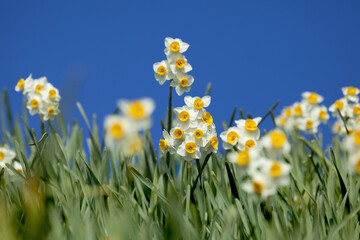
173, 105, 197, 130
153, 60, 173, 85
26, 76, 48, 96
301, 92, 324, 105
202, 134, 219, 155
117, 98, 155, 130
0, 145, 16, 168
15, 74, 34, 95
342, 86, 359, 102
348, 151, 360, 175
170, 73, 194, 96
186, 122, 209, 148
297, 117, 320, 134
260, 129, 290, 157
40, 82, 61, 102
104, 115, 133, 149
39, 101, 60, 121
242, 174, 277, 199
26, 93, 42, 116
291, 101, 308, 118
159, 130, 175, 154
237, 137, 260, 151
177, 137, 201, 161
169, 54, 192, 74
311, 105, 329, 123
235, 117, 262, 140
348, 103, 360, 119
184, 96, 211, 116
343, 130, 360, 152
10, 161, 24, 175
329, 98, 349, 117
220, 126, 242, 150
170, 126, 185, 147
227, 149, 259, 170
164, 37, 190, 57
200, 111, 214, 127
259, 159, 291, 187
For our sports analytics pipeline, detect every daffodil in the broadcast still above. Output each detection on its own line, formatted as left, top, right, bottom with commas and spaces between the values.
104, 115, 132, 148
170, 73, 194, 96
173, 105, 197, 130
26, 76, 48, 96
0, 145, 16, 168
297, 117, 320, 134
169, 54, 192, 75
159, 130, 175, 154
227, 149, 258, 169
177, 137, 201, 161
258, 159, 291, 187
260, 129, 290, 157
39, 101, 60, 121
203, 134, 219, 155
235, 117, 262, 140
164, 37, 190, 57
301, 92, 324, 105
311, 105, 329, 123
348, 102, 360, 119
153, 60, 173, 85
329, 98, 349, 117
15, 74, 33, 94
117, 98, 155, 130
185, 122, 209, 148
342, 86, 359, 102
9, 161, 24, 175
184, 96, 211, 116
343, 130, 360, 152
242, 174, 277, 199
26, 93, 42, 116
169, 127, 185, 146
348, 151, 360, 175
40, 82, 61, 102
220, 126, 242, 150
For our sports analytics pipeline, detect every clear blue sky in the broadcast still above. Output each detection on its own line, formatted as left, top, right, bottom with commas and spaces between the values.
1, 1, 359, 149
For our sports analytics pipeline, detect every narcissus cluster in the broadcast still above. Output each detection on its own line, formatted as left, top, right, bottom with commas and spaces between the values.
15, 74, 61, 121
329, 86, 360, 135
153, 37, 194, 96
220, 117, 262, 151
103, 98, 155, 156
276, 92, 328, 134
159, 95, 218, 164
228, 128, 291, 199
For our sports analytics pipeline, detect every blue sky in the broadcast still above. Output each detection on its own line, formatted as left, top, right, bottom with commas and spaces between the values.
1, 1, 360, 148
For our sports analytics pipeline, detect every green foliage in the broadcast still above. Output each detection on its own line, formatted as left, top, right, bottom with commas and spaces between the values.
1, 88, 360, 240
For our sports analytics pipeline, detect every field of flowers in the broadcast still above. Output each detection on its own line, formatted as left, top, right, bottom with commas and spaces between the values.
1, 37, 360, 239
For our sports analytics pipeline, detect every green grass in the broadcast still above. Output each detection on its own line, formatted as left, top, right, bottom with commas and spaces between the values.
1, 87, 360, 240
